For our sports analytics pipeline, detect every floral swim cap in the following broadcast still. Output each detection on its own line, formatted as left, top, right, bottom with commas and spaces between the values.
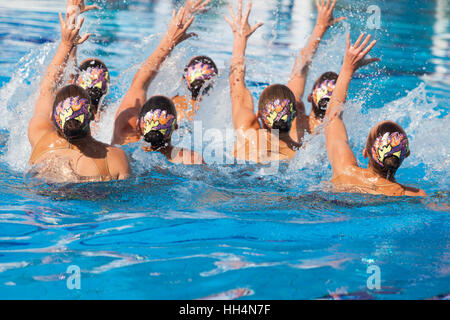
77, 67, 110, 96
261, 99, 296, 130
313, 79, 336, 109
371, 132, 410, 167
139, 109, 177, 140
53, 96, 92, 131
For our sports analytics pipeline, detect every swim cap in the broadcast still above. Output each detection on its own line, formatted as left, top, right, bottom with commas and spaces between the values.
261, 98, 296, 130
77, 66, 110, 97
371, 132, 410, 168
313, 79, 336, 112
139, 109, 177, 141
53, 96, 92, 131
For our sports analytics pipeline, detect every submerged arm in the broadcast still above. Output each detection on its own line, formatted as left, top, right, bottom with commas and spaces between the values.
325, 33, 378, 176
225, 1, 263, 131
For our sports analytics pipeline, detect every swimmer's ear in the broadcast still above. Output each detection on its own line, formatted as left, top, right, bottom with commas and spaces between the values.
307, 94, 312, 103
363, 148, 369, 159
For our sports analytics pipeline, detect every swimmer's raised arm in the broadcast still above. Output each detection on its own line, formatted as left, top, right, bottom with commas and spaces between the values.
325, 33, 378, 176
28, 13, 90, 148
288, 0, 346, 109
112, 7, 197, 145
225, 0, 263, 131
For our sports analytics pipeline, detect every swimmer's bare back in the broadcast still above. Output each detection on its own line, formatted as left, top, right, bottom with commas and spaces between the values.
29, 131, 129, 183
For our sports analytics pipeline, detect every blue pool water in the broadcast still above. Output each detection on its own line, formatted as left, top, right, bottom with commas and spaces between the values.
0, 0, 448, 299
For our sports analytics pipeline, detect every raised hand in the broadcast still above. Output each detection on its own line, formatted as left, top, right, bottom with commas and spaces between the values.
343, 33, 378, 72
66, 0, 100, 16
162, 7, 196, 50
184, 0, 211, 17
224, 0, 263, 41
316, 0, 346, 29
59, 12, 91, 47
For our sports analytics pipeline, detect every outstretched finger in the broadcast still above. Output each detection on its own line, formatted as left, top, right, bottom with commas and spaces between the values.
228, 4, 236, 22
75, 16, 85, 32
182, 15, 195, 32
179, 32, 198, 43
68, 13, 77, 29
315, 0, 320, 9
326, 0, 332, 10
238, 0, 243, 21
330, 0, 337, 11
59, 12, 65, 29
224, 15, 234, 29
352, 32, 365, 48
360, 40, 377, 57
364, 57, 380, 65
198, 0, 211, 12
346, 33, 350, 49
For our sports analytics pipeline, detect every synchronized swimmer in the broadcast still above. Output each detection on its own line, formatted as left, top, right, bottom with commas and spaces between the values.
27, 0, 426, 197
